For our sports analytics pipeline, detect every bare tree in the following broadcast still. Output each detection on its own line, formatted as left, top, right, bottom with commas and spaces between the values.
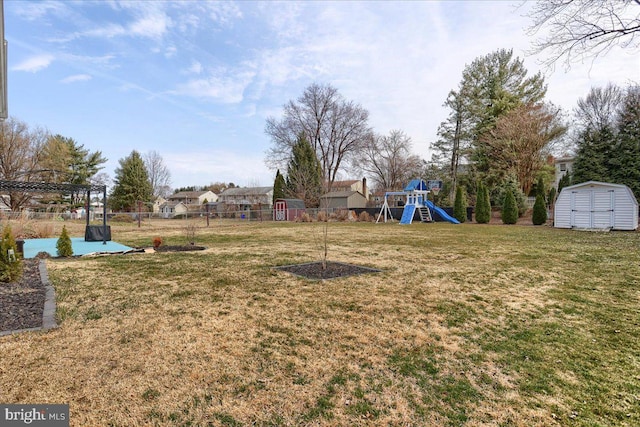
575, 83, 624, 131
0, 118, 48, 210
144, 150, 172, 199
356, 130, 423, 191
265, 83, 372, 192
526, 0, 640, 69
481, 103, 567, 194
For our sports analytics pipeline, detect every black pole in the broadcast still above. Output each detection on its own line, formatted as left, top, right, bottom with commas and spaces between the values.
103, 186, 107, 245
85, 189, 90, 229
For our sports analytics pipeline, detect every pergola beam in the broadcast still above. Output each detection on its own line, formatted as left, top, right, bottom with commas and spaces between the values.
0, 180, 108, 245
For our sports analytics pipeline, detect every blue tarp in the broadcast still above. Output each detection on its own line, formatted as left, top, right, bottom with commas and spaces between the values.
22, 238, 133, 259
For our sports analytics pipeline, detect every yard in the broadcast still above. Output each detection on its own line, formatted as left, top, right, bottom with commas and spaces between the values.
1, 219, 639, 426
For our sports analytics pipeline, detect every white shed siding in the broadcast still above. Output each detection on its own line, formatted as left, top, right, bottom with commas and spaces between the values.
555, 181, 638, 230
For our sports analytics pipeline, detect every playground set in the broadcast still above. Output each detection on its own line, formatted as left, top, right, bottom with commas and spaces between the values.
376, 179, 460, 224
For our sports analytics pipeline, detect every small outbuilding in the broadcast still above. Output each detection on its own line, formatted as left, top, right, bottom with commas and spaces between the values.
554, 181, 638, 231
273, 198, 306, 221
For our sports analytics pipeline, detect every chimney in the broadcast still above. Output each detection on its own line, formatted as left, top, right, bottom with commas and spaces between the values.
362, 177, 367, 199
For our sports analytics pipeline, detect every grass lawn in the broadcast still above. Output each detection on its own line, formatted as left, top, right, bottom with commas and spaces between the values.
1, 219, 639, 426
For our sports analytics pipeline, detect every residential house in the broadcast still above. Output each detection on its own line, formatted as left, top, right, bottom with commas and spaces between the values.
160, 201, 188, 218
554, 155, 575, 189
218, 187, 274, 211
167, 190, 218, 205
320, 178, 369, 209
330, 178, 370, 200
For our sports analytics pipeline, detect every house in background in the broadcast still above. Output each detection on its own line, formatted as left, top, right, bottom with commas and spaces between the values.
218, 187, 274, 212
330, 178, 370, 200
320, 177, 369, 209
160, 201, 188, 218
554, 155, 575, 189
167, 190, 218, 205
320, 191, 368, 210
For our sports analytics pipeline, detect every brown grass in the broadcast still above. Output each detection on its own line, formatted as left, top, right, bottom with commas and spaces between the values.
0, 219, 638, 426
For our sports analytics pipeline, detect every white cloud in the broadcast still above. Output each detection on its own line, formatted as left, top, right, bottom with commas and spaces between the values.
13, 54, 54, 72
60, 74, 92, 84
172, 68, 256, 104
128, 12, 171, 39
167, 149, 271, 188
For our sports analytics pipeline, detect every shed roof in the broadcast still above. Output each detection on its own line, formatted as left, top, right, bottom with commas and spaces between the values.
275, 198, 306, 209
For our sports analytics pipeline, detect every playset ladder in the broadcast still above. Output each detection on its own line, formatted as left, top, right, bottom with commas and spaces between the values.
418, 206, 432, 222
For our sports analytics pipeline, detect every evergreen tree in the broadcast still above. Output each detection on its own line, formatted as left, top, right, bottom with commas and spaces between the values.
557, 172, 572, 195
532, 193, 547, 225
272, 169, 286, 204
572, 125, 616, 184
501, 188, 518, 224
56, 226, 73, 257
109, 150, 154, 211
286, 134, 322, 208
0, 226, 22, 282
475, 182, 491, 224
453, 185, 467, 223
610, 85, 640, 199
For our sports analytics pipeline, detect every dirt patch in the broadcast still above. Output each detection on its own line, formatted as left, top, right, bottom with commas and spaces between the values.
275, 261, 381, 280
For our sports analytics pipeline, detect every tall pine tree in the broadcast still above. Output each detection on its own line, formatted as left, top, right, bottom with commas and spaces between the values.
475, 181, 491, 224
272, 169, 286, 204
610, 85, 640, 199
109, 150, 153, 211
286, 134, 322, 208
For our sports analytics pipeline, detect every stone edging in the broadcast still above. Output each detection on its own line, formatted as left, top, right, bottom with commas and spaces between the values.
0, 260, 58, 337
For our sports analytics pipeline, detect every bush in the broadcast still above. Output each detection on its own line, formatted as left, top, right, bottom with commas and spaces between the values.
475, 182, 491, 224
493, 178, 528, 217
532, 193, 548, 225
111, 214, 135, 223
358, 211, 372, 222
453, 186, 467, 223
0, 225, 22, 283
316, 211, 328, 222
56, 225, 74, 257
501, 189, 519, 225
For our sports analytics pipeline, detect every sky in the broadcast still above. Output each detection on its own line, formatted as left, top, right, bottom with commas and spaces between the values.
5, 0, 639, 190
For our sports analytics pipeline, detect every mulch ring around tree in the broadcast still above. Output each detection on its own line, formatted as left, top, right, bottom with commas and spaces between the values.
154, 245, 207, 252
274, 261, 381, 280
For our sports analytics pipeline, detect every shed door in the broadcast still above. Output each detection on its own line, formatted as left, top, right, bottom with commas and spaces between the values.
570, 189, 614, 228
592, 190, 614, 228
274, 201, 286, 221
570, 191, 592, 228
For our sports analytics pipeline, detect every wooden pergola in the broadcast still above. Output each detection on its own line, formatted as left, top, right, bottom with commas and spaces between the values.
0, 180, 108, 244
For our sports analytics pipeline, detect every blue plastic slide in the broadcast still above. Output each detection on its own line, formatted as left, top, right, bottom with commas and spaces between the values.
399, 204, 416, 224
426, 200, 460, 224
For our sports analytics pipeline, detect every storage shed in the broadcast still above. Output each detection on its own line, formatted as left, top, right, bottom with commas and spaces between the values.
273, 199, 306, 221
554, 181, 638, 230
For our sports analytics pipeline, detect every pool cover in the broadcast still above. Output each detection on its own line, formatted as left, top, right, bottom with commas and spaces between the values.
22, 238, 133, 259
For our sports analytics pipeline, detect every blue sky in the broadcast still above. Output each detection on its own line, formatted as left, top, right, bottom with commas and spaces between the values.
6, 1, 639, 190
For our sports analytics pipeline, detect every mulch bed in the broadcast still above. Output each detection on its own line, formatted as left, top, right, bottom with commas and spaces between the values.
0, 259, 45, 333
275, 261, 381, 280
154, 245, 207, 252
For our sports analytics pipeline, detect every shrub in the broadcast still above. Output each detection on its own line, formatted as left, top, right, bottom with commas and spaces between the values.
0, 225, 22, 283
332, 210, 350, 222
358, 211, 372, 222
453, 186, 467, 223
297, 213, 313, 222
111, 214, 135, 223
532, 193, 548, 225
475, 182, 491, 224
316, 211, 328, 222
56, 225, 74, 257
501, 189, 519, 225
